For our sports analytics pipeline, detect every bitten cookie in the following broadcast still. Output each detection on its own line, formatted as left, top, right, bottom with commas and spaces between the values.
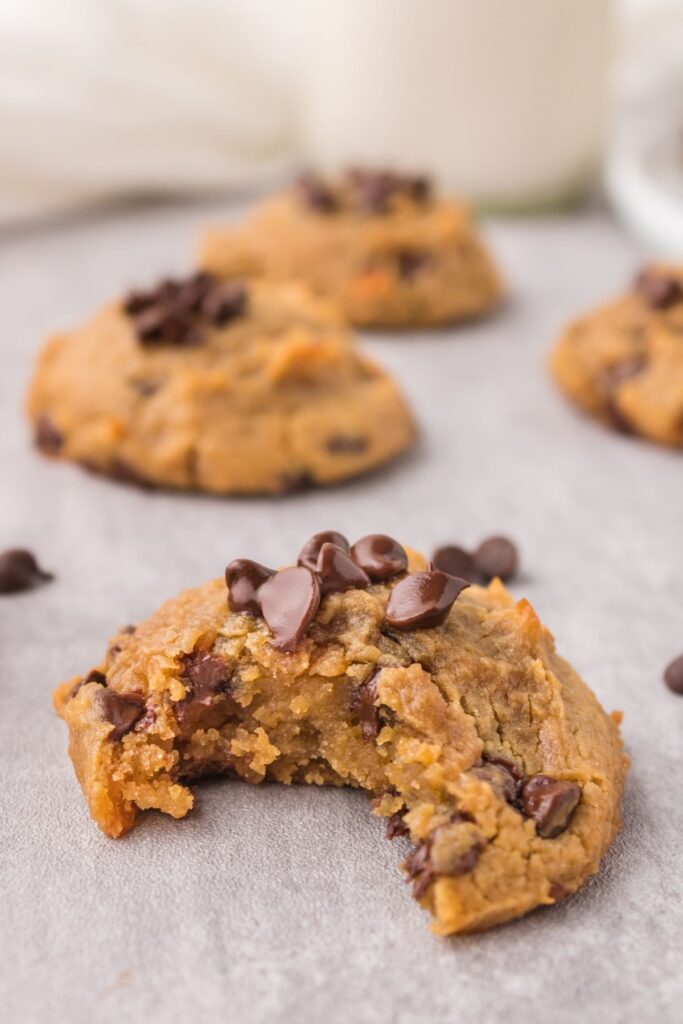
26, 274, 416, 493
53, 531, 626, 936
551, 265, 683, 447
199, 170, 502, 328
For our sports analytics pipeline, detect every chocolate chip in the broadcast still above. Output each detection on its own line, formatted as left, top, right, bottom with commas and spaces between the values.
634, 267, 683, 309
34, 415, 64, 455
200, 280, 247, 325
84, 669, 107, 686
107, 458, 155, 489
404, 821, 482, 899
664, 653, 683, 695
385, 570, 469, 631
297, 531, 350, 571
350, 534, 407, 581
350, 668, 382, 740
316, 542, 370, 597
326, 435, 369, 455
474, 536, 518, 582
295, 173, 338, 213
471, 758, 520, 806
99, 690, 146, 741
482, 752, 524, 781
431, 544, 476, 582
124, 272, 247, 347
602, 355, 648, 389
397, 249, 430, 280
0, 548, 53, 594
386, 809, 410, 840
520, 775, 581, 838
226, 559, 275, 615
259, 566, 321, 652
347, 169, 431, 214
279, 471, 315, 494
180, 650, 232, 703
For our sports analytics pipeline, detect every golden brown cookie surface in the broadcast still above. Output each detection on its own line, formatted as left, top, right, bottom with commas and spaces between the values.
53, 533, 626, 935
27, 274, 416, 493
551, 265, 683, 447
199, 171, 502, 328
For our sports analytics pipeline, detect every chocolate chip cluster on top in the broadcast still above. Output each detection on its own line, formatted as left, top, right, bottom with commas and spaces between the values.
295, 169, 432, 216
225, 531, 470, 652
123, 272, 247, 347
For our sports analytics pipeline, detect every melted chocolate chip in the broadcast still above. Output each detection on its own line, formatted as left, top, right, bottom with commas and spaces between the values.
602, 355, 648, 390
350, 668, 382, 740
326, 435, 369, 455
180, 650, 233, 703
226, 559, 275, 615
634, 267, 683, 309
385, 571, 469, 631
0, 548, 53, 594
99, 690, 146, 741
474, 536, 518, 582
259, 566, 321, 652
295, 173, 338, 213
386, 809, 410, 840
431, 544, 476, 582
316, 542, 370, 597
520, 775, 581, 838
482, 752, 524, 781
350, 534, 407, 581
664, 653, 683, 695
34, 416, 64, 455
297, 531, 350, 571
471, 761, 520, 806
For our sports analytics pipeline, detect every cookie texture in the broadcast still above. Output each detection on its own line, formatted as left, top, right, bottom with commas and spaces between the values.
551, 265, 683, 446
26, 274, 416, 493
199, 171, 502, 328
53, 533, 626, 935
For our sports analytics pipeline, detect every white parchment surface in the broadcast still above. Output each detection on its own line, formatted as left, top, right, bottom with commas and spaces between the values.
1, 200, 681, 1024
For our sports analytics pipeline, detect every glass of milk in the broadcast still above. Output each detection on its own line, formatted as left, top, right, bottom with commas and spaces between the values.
300, 0, 614, 209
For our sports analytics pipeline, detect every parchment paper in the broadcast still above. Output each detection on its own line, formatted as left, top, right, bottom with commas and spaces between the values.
1, 199, 681, 1024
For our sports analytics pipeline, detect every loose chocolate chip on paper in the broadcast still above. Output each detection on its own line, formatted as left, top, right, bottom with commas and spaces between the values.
99, 690, 146, 741
350, 534, 408, 581
180, 650, 233, 702
474, 536, 519, 582
259, 566, 321, 652
34, 415, 64, 455
297, 531, 350, 571
431, 544, 477, 582
226, 558, 275, 616
385, 570, 469, 631
0, 548, 54, 594
316, 542, 370, 597
634, 267, 683, 310
664, 653, 683, 695
519, 775, 581, 838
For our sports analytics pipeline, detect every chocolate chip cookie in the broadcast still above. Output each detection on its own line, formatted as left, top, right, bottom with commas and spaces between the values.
26, 274, 416, 493
53, 532, 626, 935
551, 265, 683, 446
199, 170, 502, 328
